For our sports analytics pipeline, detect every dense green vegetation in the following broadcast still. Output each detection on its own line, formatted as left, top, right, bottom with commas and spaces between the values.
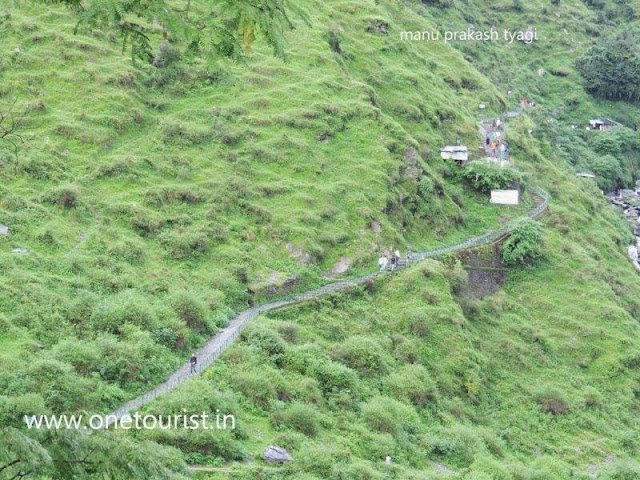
1, 0, 640, 478
577, 28, 640, 102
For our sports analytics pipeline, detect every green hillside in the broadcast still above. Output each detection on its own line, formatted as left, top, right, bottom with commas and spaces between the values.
1, 0, 640, 478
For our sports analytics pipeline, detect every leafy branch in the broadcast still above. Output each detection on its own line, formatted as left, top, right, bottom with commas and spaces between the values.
0, 97, 30, 170
41, 0, 309, 64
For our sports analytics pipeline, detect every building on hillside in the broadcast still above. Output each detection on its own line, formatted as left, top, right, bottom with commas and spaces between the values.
576, 172, 596, 178
440, 146, 469, 166
588, 117, 618, 131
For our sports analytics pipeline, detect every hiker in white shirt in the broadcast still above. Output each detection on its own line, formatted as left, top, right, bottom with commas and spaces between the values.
378, 255, 388, 272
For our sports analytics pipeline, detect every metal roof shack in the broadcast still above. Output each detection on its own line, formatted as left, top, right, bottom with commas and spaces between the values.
588, 117, 618, 131
440, 146, 469, 166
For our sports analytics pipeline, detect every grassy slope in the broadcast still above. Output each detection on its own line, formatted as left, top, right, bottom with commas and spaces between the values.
135, 136, 640, 479
0, 0, 527, 410
1, 0, 640, 478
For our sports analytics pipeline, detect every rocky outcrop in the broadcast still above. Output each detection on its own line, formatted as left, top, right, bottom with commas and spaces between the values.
264, 446, 293, 463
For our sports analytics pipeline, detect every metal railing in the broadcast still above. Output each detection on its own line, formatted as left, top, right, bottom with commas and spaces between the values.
105, 187, 548, 425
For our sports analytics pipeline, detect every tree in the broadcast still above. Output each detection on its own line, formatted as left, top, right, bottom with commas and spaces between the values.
0, 98, 29, 170
502, 218, 544, 265
576, 29, 640, 102
43, 0, 309, 64
590, 154, 623, 191
462, 161, 522, 193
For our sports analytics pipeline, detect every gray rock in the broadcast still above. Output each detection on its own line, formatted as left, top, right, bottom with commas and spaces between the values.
12, 248, 28, 254
329, 256, 351, 275
264, 446, 293, 464
430, 461, 454, 473
0, 225, 8, 235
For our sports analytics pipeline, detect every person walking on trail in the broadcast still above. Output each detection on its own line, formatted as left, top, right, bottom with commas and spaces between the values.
378, 255, 387, 272
499, 143, 506, 158
189, 353, 197, 374
390, 249, 398, 271
394, 249, 401, 268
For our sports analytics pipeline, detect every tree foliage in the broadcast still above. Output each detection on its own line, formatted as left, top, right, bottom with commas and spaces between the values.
502, 218, 544, 265
42, 0, 309, 64
590, 154, 624, 191
462, 161, 522, 193
577, 29, 640, 102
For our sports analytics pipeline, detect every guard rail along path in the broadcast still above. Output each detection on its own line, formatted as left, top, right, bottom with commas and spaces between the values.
106, 187, 549, 426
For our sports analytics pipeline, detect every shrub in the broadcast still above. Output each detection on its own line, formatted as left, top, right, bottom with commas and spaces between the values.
310, 360, 358, 395
536, 387, 569, 414
468, 456, 512, 480
107, 238, 146, 264
272, 402, 319, 437
232, 371, 276, 408
361, 396, 420, 437
446, 260, 468, 294
333, 336, 390, 375
43, 184, 80, 208
152, 41, 182, 68
246, 326, 287, 359
158, 228, 210, 259
502, 218, 544, 266
170, 292, 209, 331
590, 154, 623, 191
383, 364, 438, 405
418, 176, 435, 198
462, 161, 521, 193
90, 290, 157, 334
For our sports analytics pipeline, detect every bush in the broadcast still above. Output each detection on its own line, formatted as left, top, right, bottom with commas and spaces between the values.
272, 402, 320, 437
502, 218, 544, 266
43, 184, 80, 208
158, 228, 210, 259
383, 364, 438, 405
90, 290, 157, 334
232, 371, 277, 408
333, 336, 390, 375
590, 154, 623, 191
462, 161, 521, 193
536, 387, 569, 414
170, 292, 209, 331
361, 396, 420, 437
418, 176, 435, 198
310, 360, 359, 395
246, 326, 287, 360
468, 456, 512, 480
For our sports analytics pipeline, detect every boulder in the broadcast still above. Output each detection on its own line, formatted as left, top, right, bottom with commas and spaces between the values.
326, 256, 351, 276
0, 225, 8, 235
264, 446, 293, 464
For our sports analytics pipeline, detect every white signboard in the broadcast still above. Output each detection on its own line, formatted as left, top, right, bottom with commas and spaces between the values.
490, 189, 519, 205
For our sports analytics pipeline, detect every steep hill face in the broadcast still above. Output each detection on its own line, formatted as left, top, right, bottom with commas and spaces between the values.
1, 0, 640, 478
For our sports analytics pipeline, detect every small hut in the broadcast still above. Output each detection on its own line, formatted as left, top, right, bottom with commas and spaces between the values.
440, 146, 468, 166
588, 117, 617, 131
